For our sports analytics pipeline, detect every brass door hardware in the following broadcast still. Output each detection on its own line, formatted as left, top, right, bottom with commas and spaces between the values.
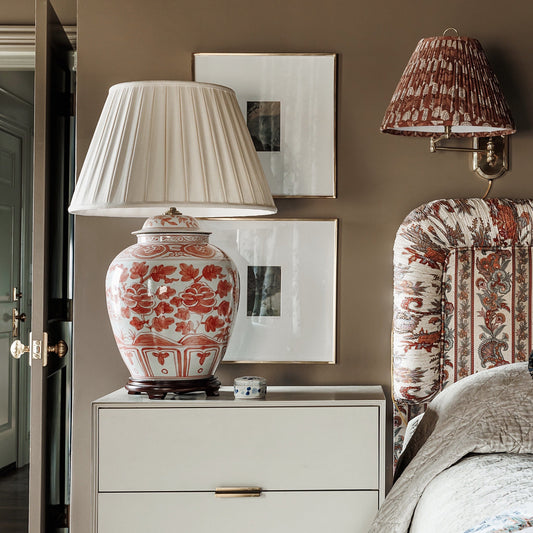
10, 333, 68, 366
31, 338, 43, 365
48, 340, 68, 358
12, 308, 27, 337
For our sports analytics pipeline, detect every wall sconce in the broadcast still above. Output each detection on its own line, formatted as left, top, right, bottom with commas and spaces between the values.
381, 29, 515, 197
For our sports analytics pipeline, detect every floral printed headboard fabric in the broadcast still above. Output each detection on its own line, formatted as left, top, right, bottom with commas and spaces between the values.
393, 198, 533, 462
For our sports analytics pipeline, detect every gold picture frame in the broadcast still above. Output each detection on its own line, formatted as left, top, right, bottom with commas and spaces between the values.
193, 53, 337, 199
201, 218, 338, 363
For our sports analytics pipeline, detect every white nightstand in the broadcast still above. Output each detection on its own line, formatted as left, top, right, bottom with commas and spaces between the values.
92, 386, 385, 533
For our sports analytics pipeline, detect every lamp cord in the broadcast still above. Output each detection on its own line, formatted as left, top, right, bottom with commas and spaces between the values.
481, 179, 493, 200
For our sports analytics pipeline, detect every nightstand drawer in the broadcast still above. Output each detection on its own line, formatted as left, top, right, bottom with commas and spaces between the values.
98, 405, 379, 492
98, 490, 379, 533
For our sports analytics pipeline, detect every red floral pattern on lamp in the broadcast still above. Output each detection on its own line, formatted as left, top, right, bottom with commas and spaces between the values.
106, 213, 239, 386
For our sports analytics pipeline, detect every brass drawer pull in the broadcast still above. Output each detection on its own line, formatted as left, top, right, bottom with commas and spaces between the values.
215, 487, 262, 498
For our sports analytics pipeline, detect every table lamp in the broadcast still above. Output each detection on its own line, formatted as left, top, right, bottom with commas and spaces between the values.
69, 81, 276, 398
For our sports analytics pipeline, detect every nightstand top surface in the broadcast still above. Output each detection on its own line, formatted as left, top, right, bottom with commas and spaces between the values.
93, 385, 385, 408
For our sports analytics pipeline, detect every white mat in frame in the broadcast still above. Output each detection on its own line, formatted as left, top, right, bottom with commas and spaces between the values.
202, 218, 338, 363
194, 53, 336, 198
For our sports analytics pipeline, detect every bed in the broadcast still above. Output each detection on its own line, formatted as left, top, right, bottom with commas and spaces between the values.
369, 198, 533, 533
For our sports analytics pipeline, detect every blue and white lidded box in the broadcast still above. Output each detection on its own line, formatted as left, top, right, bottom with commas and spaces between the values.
233, 376, 267, 399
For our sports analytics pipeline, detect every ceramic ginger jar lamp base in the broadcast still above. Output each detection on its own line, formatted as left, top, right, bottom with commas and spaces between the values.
105, 209, 239, 399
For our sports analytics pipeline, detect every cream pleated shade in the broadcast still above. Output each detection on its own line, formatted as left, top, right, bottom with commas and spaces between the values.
69, 81, 277, 217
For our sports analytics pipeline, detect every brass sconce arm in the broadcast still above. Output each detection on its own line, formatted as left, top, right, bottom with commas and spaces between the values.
428, 126, 510, 198
430, 127, 497, 166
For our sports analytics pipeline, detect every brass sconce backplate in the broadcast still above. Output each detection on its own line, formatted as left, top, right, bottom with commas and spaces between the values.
472, 136, 509, 180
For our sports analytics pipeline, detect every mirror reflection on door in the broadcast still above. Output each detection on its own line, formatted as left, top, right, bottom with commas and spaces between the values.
0, 69, 34, 532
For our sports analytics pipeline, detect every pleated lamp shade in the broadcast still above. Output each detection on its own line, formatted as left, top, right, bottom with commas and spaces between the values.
69, 81, 277, 217
381, 35, 515, 137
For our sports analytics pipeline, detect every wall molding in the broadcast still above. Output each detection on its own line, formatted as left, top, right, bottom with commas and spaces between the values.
0, 25, 77, 70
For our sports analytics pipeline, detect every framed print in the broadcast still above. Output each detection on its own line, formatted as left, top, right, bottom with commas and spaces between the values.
194, 53, 336, 198
201, 218, 338, 363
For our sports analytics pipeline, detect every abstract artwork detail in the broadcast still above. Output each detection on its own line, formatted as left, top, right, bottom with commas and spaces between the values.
247, 102, 280, 152
247, 266, 281, 317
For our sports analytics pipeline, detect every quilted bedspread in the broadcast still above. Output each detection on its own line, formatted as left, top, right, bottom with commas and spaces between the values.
369, 362, 533, 533
410, 454, 533, 532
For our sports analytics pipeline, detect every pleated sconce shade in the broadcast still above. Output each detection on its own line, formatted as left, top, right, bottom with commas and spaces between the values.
381, 36, 515, 137
69, 81, 277, 217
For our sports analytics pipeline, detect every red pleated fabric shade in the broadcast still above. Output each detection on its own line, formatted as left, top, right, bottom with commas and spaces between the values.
381, 36, 515, 137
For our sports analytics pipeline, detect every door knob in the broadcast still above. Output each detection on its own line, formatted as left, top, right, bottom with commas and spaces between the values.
48, 340, 68, 358
10, 337, 68, 364
10, 339, 30, 359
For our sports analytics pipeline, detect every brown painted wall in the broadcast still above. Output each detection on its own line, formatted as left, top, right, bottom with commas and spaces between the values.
0, 0, 76, 25
72, 0, 533, 530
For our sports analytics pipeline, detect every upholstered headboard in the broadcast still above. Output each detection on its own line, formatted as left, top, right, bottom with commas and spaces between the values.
392, 198, 533, 463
